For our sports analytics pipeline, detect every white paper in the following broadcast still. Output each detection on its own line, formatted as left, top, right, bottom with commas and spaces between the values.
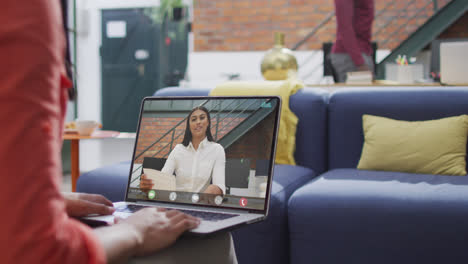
106, 21, 126, 38
135, 49, 150, 60
144, 169, 176, 191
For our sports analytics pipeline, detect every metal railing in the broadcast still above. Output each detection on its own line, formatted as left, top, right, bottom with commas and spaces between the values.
379, 0, 436, 47
291, 0, 450, 81
292, 11, 335, 51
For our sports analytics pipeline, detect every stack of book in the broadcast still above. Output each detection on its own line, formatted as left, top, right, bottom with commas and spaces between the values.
346, 71, 373, 85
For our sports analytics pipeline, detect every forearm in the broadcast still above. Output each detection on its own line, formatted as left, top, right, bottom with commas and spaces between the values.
94, 208, 199, 263
94, 224, 141, 264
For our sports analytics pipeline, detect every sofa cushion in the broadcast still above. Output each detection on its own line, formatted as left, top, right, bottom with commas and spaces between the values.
289, 168, 468, 264
357, 114, 468, 176
154, 87, 210, 96
233, 164, 315, 264
328, 87, 468, 170
76, 161, 130, 202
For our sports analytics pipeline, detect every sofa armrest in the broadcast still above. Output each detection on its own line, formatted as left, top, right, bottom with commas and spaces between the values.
76, 161, 130, 202
154, 87, 210, 96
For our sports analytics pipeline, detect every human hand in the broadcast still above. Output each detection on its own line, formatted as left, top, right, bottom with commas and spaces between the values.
140, 174, 154, 192
63, 192, 115, 217
201, 185, 223, 205
117, 207, 200, 256
203, 184, 223, 195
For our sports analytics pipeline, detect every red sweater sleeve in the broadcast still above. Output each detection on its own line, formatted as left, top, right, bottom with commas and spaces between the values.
0, 1, 105, 263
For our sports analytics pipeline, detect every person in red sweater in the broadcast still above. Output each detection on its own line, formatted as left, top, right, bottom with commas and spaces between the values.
0, 1, 236, 263
330, 0, 375, 83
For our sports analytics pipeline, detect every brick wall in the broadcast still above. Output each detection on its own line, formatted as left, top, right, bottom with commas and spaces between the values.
135, 117, 184, 163
193, 0, 457, 51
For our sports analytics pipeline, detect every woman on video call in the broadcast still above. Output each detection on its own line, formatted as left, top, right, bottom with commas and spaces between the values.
141, 106, 226, 195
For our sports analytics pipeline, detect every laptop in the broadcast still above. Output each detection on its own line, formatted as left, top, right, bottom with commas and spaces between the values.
84, 96, 281, 235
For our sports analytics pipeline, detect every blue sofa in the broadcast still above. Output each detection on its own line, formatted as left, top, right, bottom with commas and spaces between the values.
289, 87, 468, 264
78, 86, 468, 264
78, 87, 329, 264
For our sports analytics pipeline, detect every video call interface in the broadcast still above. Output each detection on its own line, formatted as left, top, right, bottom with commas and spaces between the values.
127, 97, 279, 211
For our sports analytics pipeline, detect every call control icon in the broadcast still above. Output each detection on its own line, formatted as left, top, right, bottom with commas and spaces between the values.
148, 190, 156, 199
239, 197, 248, 207
214, 195, 223, 205
169, 192, 177, 201
192, 194, 199, 203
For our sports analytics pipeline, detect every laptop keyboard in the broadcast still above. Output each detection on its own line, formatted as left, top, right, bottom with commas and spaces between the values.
115, 204, 238, 222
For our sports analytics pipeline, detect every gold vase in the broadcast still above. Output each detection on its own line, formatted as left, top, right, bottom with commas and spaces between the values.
261, 32, 298, 80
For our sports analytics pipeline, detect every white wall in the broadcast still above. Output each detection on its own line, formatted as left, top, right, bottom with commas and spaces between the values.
185, 51, 324, 88
185, 50, 391, 88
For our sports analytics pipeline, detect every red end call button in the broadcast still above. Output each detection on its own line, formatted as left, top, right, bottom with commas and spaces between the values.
239, 197, 248, 207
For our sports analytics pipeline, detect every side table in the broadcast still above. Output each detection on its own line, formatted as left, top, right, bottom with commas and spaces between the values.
63, 130, 120, 191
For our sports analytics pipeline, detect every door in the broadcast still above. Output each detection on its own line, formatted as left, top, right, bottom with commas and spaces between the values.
101, 8, 161, 132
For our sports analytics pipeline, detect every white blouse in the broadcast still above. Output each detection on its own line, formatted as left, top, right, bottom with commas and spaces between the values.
162, 137, 226, 194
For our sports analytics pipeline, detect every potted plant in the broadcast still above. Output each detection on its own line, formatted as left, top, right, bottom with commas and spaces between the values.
171, 0, 185, 21
143, 0, 186, 24
158, 0, 185, 21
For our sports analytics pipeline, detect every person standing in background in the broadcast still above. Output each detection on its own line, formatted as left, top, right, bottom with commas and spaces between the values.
330, 0, 375, 83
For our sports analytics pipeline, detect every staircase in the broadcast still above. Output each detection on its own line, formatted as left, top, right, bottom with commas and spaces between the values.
292, 0, 468, 81
376, 0, 468, 78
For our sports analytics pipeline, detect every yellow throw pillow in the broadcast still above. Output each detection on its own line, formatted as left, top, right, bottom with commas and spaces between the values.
357, 114, 468, 176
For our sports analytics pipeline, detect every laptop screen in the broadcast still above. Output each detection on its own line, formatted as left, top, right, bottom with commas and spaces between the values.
126, 96, 280, 213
